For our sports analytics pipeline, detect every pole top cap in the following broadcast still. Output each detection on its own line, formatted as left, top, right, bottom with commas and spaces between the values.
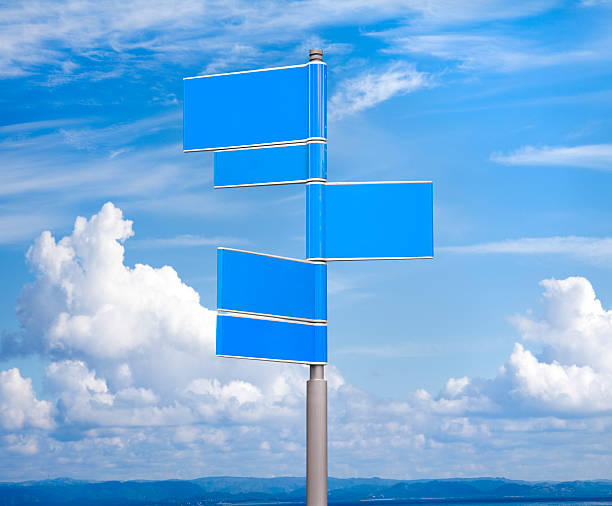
309, 49, 324, 62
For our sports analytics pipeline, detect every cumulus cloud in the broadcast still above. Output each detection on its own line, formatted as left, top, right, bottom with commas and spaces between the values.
20, 202, 215, 362
2, 203, 323, 463
491, 144, 612, 170
0, 369, 53, 431
14, 203, 320, 423
430, 277, 612, 416
503, 342, 612, 413
329, 63, 430, 119
512, 277, 612, 374
4, 204, 612, 480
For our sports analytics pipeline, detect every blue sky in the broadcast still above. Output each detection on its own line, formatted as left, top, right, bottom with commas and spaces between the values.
1, 0, 612, 482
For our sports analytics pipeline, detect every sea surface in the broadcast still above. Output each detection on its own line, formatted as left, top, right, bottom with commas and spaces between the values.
227, 501, 612, 506
346, 502, 612, 506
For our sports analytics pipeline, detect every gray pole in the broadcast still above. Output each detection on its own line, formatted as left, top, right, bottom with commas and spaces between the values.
307, 47, 327, 506
307, 364, 327, 506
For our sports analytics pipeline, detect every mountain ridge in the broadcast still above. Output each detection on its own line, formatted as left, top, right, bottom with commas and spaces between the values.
2, 476, 612, 505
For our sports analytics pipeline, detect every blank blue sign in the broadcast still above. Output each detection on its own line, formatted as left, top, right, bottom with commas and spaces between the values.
217, 314, 327, 364
184, 62, 326, 152
214, 144, 308, 187
315, 182, 434, 260
218, 248, 326, 321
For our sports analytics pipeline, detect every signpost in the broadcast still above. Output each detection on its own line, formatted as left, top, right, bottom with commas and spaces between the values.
184, 49, 434, 506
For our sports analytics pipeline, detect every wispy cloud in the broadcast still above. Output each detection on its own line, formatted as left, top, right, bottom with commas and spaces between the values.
0, 142, 181, 199
0, 110, 217, 244
440, 236, 612, 259
580, 0, 612, 6
0, 118, 90, 134
491, 144, 612, 170
329, 63, 430, 119
0, 0, 561, 82
131, 234, 247, 249
55, 112, 180, 152
376, 32, 596, 73
0, 111, 187, 199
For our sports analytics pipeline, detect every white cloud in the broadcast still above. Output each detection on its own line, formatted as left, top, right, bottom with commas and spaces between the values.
45, 359, 193, 428
394, 0, 558, 27
330, 63, 430, 119
504, 342, 612, 413
0, 119, 88, 134
440, 236, 612, 260
491, 144, 612, 170
441, 376, 471, 398
580, 0, 612, 6
47, 360, 111, 400
0, 1, 558, 80
11, 201, 318, 434
3, 434, 41, 455
131, 234, 246, 249
21, 202, 216, 361
0, 368, 54, 431
6, 204, 612, 480
56, 112, 179, 152
512, 277, 612, 373
0, 114, 184, 201
186, 378, 263, 405
431, 277, 612, 416
0, 111, 262, 246
377, 32, 594, 72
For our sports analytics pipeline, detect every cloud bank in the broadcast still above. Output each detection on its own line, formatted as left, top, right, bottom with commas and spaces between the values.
2, 204, 612, 480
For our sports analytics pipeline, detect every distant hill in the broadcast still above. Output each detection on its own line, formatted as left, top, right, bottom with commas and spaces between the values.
1, 476, 612, 505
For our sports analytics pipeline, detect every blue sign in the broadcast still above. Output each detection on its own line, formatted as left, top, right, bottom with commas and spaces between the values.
214, 143, 326, 188
309, 182, 434, 260
217, 248, 326, 321
184, 62, 326, 152
217, 314, 327, 364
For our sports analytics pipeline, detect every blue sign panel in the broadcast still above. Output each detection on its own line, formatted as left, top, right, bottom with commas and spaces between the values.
217, 314, 327, 364
214, 144, 308, 188
184, 62, 326, 152
217, 248, 326, 321
316, 182, 434, 260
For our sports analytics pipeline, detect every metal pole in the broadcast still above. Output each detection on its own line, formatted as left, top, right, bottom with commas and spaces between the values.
307, 364, 327, 506
307, 47, 327, 506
